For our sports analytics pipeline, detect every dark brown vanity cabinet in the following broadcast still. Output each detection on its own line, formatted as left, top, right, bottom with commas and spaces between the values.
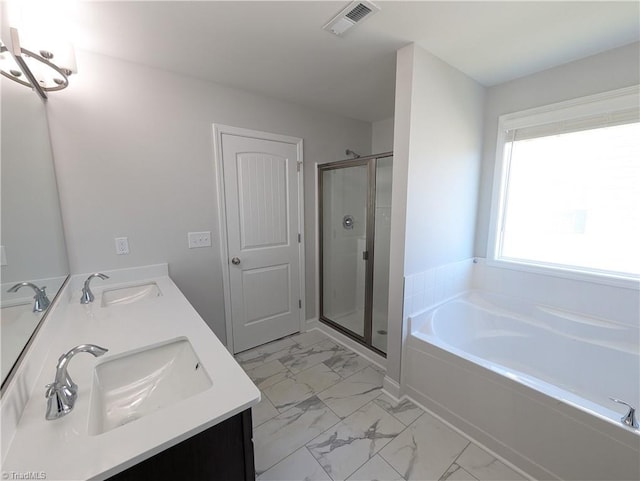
108, 409, 255, 481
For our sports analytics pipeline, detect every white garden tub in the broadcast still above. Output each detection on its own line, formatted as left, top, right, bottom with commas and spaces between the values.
405, 290, 639, 480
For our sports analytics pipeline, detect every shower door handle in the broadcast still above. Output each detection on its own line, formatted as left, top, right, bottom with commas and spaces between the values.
231, 257, 241, 265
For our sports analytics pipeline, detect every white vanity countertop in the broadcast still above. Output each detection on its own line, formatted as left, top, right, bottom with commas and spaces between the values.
1, 271, 260, 480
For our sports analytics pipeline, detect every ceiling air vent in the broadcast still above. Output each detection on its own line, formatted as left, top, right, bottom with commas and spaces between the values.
323, 1, 380, 37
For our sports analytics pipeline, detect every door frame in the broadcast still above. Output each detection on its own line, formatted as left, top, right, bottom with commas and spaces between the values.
212, 124, 306, 353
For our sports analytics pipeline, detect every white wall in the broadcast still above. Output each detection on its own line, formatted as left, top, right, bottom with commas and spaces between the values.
475, 41, 640, 256
46, 50, 371, 341
386, 45, 414, 390
403, 48, 484, 275
386, 44, 485, 387
372, 117, 394, 154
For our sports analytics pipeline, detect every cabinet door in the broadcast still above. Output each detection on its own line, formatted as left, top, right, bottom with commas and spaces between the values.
108, 409, 254, 481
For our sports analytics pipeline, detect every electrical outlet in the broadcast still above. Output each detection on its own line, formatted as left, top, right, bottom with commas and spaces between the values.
115, 237, 130, 255
188, 231, 212, 249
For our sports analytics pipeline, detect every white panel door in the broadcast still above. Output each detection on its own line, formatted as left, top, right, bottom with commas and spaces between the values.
221, 132, 301, 353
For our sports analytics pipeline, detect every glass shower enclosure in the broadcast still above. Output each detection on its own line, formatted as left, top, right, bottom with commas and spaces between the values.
318, 152, 392, 355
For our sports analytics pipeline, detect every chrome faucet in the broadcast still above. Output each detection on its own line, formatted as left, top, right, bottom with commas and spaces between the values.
80, 273, 109, 304
609, 398, 638, 429
45, 344, 108, 420
7, 282, 51, 312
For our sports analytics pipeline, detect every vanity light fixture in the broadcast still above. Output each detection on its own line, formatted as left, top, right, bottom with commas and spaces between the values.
0, 27, 75, 100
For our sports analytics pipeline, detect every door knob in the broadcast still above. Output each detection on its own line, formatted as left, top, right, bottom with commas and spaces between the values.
231, 257, 241, 265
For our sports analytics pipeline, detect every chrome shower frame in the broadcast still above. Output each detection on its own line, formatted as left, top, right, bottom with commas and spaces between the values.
318, 151, 392, 357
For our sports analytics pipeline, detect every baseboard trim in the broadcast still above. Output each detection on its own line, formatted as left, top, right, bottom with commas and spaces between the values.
305, 318, 320, 330
382, 375, 402, 401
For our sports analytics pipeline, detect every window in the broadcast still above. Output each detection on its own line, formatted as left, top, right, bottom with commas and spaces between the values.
490, 87, 640, 282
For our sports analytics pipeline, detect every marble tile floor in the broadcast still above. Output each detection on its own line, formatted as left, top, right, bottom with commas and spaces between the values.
236, 330, 528, 481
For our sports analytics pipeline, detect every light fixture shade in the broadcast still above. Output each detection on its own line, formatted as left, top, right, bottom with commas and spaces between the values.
21, 32, 77, 75
1, 28, 73, 98
6, 0, 78, 74
1, 0, 78, 98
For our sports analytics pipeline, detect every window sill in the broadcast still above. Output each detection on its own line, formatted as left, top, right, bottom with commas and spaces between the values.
482, 258, 640, 291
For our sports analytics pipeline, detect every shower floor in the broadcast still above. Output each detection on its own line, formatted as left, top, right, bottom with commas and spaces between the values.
331, 310, 388, 353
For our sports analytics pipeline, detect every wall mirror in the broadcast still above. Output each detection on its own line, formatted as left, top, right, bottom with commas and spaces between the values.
0, 71, 70, 391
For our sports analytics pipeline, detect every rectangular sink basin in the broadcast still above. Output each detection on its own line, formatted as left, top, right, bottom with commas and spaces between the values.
88, 338, 212, 435
101, 282, 162, 307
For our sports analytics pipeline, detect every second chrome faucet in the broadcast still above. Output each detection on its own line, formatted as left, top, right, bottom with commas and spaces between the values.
7, 282, 51, 312
80, 273, 109, 304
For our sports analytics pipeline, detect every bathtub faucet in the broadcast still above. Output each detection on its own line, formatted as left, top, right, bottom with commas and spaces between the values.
609, 398, 638, 429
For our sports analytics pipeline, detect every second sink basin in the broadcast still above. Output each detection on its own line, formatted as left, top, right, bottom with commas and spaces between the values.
101, 282, 162, 307
88, 338, 212, 435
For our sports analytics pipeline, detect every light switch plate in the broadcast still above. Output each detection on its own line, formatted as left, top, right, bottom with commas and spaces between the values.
188, 231, 212, 249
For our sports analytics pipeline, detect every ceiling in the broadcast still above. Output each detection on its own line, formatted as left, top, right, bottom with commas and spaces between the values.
70, 1, 639, 122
